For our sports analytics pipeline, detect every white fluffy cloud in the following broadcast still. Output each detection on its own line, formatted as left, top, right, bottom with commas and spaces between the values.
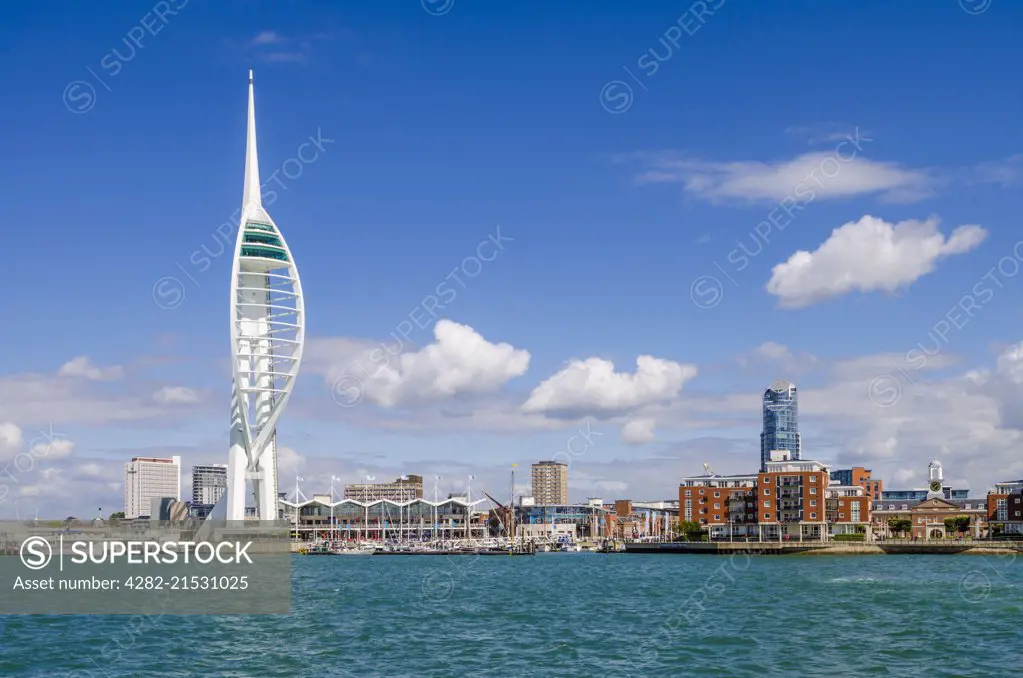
766, 215, 987, 308
523, 355, 697, 416
0, 423, 23, 454
153, 386, 200, 405
0, 423, 74, 462
58, 356, 123, 381
313, 320, 530, 408
29, 436, 75, 460
621, 419, 655, 445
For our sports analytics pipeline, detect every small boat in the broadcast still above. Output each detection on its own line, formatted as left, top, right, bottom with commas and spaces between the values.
337, 547, 375, 556
303, 543, 334, 555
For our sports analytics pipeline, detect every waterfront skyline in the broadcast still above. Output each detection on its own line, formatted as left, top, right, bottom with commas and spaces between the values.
3, 2, 1023, 518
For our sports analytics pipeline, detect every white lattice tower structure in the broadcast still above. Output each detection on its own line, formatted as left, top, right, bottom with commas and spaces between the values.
226, 71, 305, 521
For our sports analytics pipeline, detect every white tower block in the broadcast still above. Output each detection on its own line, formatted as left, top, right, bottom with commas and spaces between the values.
227, 71, 305, 522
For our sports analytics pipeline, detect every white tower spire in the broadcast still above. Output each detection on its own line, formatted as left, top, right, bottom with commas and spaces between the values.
226, 71, 305, 522
242, 69, 260, 212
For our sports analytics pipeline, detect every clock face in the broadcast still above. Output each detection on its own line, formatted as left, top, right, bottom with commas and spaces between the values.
929, 480, 942, 492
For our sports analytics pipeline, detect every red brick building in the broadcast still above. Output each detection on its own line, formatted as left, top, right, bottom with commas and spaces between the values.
873, 497, 988, 539
756, 459, 830, 541
987, 480, 1023, 536
678, 474, 758, 538
830, 466, 883, 502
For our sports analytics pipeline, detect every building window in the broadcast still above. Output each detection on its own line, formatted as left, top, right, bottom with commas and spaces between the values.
810, 476, 817, 483
810, 500, 816, 507
764, 488, 771, 496
714, 492, 720, 498
685, 490, 692, 497
714, 503, 720, 509
764, 513, 771, 520
810, 513, 817, 519
810, 488, 817, 495
764, 500, 771, 508
902, 504, 908, 510
714, 515, 720, 520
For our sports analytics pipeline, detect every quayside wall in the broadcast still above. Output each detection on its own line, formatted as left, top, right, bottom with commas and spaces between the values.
622, 541, 1023, 556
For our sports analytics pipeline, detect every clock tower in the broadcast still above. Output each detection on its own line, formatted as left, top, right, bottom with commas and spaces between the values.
925, 460, 944, 500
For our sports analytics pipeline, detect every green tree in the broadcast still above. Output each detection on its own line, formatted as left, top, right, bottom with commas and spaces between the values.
944, 515, 971, 535
670, 520, 703, 541
888, 518, 912, 536
677, 520, 704, 541
108, 512, 125, 524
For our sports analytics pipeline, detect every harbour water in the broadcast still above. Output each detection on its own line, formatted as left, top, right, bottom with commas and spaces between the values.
1, 553, 1019, 677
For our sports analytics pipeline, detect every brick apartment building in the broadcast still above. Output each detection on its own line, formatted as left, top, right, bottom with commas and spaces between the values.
831, 466, 883, 502
826, 485, 871, 535
679, 457, 866, 541
987, 480, 1023, 536
756, 459, 831, 541
678, 474, 758, 539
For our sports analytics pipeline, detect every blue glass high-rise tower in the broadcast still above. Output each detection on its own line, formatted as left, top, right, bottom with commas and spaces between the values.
760, 380, 800, 471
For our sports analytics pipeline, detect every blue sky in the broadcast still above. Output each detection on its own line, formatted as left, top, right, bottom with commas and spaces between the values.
2, 0, 1023, 516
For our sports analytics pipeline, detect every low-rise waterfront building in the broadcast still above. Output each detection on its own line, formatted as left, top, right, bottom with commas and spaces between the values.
871, 496, 989, 539
279, 495, 489, 542
343, 475, 423, 502
514, 501, 611, 540
606, 499, 675, 540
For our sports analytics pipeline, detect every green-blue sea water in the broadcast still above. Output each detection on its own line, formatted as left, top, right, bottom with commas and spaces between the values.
1, 553, 1020, 677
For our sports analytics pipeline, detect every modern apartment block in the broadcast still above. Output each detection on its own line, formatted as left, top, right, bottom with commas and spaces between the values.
124, 456, 181, 519
987, 479, 1023, 535
191, 463, 228, 505
826, 485, 871, 535
343, 475, 424, 502
756, 459, 830, 540
531, 461, 569, 505
678, 474, 758, 538
760, 381, 801, 471
830, 467, 883, 501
